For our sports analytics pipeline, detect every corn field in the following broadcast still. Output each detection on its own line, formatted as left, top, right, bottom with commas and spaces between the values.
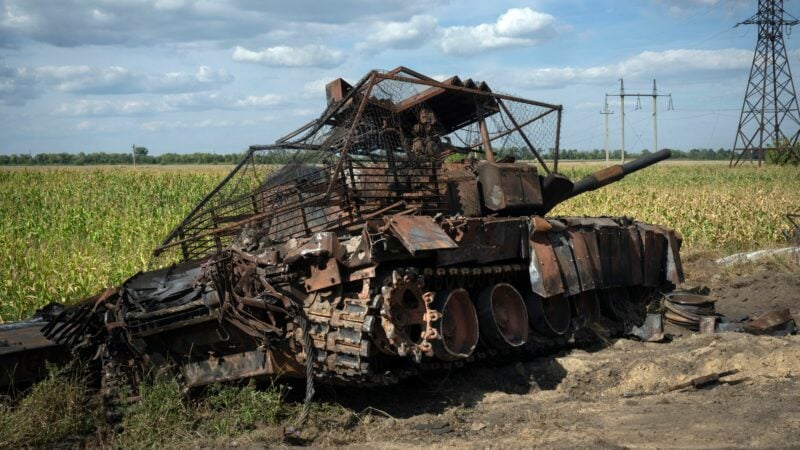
1, 163, 798, 322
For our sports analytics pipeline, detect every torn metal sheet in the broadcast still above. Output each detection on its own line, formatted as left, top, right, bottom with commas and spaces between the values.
385, 215, 458, 255
629, 313, 667, 342
745, 309, 797, 336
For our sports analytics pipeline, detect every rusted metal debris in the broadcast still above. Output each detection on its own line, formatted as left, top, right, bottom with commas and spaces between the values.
745, 308, 797, 335
628, 313, 667, 342
660, 291, 796, 336
785, 213, 800, 245
662, 291, 717, 331
2, 68, 685, 406
623, 369, 742, 398
667, 369, 741, 392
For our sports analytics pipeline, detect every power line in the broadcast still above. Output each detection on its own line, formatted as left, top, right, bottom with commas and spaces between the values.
606, 79, 673, 163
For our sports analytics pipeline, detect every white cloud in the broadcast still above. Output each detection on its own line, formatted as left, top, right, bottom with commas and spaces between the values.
75, 120, 94, 130
655, 0, 749, 16
33, 65, 232, 94
494, 7, 555, 36
55, 92, 285, 117
358, 15, 438, 52
512, 48, 752, 88
232, 45, 345, 68
0, 64, 233, 103
0, 0, 446, 48
303, 78, 331, 98
140, 118, 235, 132
438, 8, 557, 55
232, 94, 282, 108
56, 99, 154, 116
353, 8, 559, 55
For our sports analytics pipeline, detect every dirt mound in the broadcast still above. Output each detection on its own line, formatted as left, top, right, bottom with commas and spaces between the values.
556, 333, 799, 397
682, 251, 800, 320
713, 271, 800, 320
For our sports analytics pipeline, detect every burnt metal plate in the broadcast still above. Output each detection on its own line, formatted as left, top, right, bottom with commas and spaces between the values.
182, 349, 273, 388
529, 232, 565, 298
567, 229, 596, 292
638, 226, 658, 286
386, 215, 458, 255
477, 219, 525, 264
0, 319, 68, 388
550, 232, 581, 296
626, 227, 644, 286
597, 227, 615, 288
307, 258, 342, 292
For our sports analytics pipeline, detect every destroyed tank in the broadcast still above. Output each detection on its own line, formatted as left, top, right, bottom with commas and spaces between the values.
2, 67, 683, 393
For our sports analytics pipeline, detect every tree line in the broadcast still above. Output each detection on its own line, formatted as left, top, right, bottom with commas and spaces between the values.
0, 147, 736, 165
0, 151, 283, 165
553, 148, 732, 161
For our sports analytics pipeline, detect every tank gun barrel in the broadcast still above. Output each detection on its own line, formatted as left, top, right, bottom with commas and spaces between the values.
570, 149, 672, 198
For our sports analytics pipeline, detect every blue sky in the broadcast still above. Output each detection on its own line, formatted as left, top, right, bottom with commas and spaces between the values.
1, 0, 798, 154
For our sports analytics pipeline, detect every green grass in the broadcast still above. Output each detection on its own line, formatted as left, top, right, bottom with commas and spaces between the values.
1, 163, 799, 321
0, 366, 292, 449
116, 378, 291, 449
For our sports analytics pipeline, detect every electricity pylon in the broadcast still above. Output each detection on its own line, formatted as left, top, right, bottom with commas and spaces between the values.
731, 0, 800, 166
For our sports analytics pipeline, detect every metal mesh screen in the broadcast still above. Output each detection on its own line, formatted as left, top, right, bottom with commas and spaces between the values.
156, 68, 561, 263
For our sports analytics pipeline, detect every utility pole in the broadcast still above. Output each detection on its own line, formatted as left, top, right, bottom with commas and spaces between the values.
653, 80, 658, 154
731, 0, 800, 166
601, 96, 614, 165
620, 79, 625, 163
132, 144, 136, 168
607, 78, 672, 163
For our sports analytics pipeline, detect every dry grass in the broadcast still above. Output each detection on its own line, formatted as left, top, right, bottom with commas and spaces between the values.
0, 364, 97, 448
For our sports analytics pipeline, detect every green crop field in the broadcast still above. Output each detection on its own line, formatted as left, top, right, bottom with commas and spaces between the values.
1, 163, 798, 322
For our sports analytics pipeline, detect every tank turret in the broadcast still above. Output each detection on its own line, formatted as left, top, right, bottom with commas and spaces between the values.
442, 149, 673, 218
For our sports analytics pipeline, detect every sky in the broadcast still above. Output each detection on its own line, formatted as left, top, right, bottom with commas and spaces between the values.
1, 0, 798, 155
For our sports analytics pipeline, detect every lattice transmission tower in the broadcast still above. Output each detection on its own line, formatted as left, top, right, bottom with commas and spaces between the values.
731, 0, 800, 166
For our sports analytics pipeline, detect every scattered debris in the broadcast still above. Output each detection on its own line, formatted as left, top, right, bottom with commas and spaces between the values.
623, 369, 742, 397
628, 313, 667, 342
745, 308, 797, 336
662, 291, 717, 331
411, 421, 454, 435
715, 246, 800, 266
661, 291, 796, 336
667, 369, 741, 392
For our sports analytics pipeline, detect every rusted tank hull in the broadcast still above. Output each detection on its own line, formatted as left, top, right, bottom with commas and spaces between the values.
0, 319, 67, 389
18, 214, 680, 391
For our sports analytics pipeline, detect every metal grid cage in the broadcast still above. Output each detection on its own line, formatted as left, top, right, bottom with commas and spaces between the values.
155, 67, 562, 263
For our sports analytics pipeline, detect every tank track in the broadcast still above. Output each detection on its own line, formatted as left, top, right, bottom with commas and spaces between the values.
300, 263, 654, 385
